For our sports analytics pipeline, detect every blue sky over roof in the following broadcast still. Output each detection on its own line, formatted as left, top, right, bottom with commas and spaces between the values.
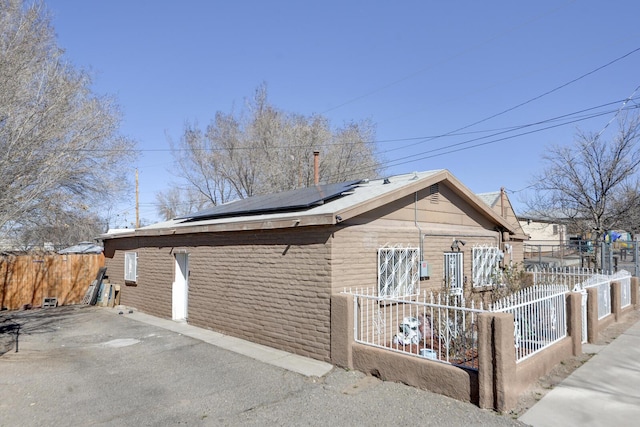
46, 0, 640, 225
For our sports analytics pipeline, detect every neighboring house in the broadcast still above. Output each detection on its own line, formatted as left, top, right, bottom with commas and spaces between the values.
476, 188, 527, 237
101, 170, 527, 364
58, 241, 103, 254
517, 214, 568, 247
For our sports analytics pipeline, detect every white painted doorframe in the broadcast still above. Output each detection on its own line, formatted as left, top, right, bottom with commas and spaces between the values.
172, 253, 189, 321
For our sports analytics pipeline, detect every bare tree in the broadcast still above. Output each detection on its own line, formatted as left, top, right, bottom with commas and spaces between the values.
155, 187, 212, 221
0, 0, 136, 244
9, 206, 104, 251
527, 113, 640, 243
158, 83, 382, 219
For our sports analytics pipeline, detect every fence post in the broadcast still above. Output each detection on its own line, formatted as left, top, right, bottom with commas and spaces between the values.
477, 312, 494, 409
610, 281, 621, 322
566, 292, 582, 356
586, 287, 599, 343
632, 277, 639, 308
330, 293, 354, 369
493, 312, 517, 412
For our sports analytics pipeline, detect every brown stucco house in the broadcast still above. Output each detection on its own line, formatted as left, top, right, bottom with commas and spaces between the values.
101, 169, 528, 364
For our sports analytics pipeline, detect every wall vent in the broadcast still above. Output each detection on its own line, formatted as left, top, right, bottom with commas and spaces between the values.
429, 183, 439, 203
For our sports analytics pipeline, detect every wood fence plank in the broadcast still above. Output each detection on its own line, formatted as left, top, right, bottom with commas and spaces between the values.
0, 253, 105, 310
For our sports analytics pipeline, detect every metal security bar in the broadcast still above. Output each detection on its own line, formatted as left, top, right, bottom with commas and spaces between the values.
377, 247, 420, 298
444, 252, 464, 295
491, 285, 568, 363
472, 245, 503, 287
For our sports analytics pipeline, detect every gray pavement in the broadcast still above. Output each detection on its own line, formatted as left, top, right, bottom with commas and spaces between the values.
519, 316, 640, 427
1, 305, 524, 427
113, 307, 334, 378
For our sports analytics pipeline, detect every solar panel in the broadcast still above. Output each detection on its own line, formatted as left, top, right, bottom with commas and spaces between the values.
179, 180, 362, 221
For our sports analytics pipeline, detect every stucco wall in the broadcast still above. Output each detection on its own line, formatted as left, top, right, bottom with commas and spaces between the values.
352, 343, 479, 403
105, 228, 334, 361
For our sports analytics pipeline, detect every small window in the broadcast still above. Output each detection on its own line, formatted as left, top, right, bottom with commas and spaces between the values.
552, 224, 559, 235
378, 247, 420, 298
124, 252, 138, 282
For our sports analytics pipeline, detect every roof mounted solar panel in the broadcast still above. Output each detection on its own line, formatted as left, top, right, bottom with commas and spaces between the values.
179, 180, 362, 221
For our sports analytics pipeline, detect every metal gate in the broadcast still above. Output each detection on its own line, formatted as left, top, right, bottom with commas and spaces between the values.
601, 241, 639, 277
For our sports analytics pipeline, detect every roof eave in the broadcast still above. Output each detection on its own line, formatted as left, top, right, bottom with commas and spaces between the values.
104, 213, 337, 239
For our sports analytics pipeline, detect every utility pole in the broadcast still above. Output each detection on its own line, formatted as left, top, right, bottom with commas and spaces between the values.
135, 169, 140, 228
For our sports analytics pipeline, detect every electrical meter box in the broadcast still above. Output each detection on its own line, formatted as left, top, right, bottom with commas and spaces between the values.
420, 261, 429, 278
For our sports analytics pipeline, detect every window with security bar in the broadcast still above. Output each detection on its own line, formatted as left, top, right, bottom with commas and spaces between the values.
124, 252, 138, 282
377, 247, 420, 298
472, 245, 504, 287
444, 252, 463, 295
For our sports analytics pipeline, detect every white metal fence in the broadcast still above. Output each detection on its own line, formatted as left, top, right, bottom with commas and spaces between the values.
537, 269, 632, 342
574, 270, 632, 320
613, 270, 632, 308
345, 288, 484, 369
347, 269, 631, 368
532, 267, 597, 288
490, 285, 569, 363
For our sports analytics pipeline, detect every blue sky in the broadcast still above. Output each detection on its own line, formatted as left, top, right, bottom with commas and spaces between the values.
45, 0, 640, 226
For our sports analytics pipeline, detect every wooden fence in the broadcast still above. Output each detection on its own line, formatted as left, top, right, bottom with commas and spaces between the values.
0, 253, 105, 310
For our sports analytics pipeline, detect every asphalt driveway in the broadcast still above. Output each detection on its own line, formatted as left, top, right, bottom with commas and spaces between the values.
0, 305, 525, 427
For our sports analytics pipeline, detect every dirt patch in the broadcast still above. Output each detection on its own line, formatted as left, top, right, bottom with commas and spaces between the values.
508, 307, 640, 419
341, 375, 381, 395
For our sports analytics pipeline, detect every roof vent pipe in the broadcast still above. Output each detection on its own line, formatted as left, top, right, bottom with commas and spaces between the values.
314, 151, 320, 185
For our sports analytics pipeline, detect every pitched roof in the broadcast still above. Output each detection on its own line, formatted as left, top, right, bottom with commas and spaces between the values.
102, 169, 518, 239
58, 242, 103, 254
475, 191, 500, 208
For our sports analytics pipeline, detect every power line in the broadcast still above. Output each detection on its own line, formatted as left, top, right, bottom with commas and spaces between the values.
320, 1, 575, 114
374, 46, 640, 157
65, 45, 640, 164
322, 103, 640, 182
506, 84, 640, 195
377, 97, 640, 157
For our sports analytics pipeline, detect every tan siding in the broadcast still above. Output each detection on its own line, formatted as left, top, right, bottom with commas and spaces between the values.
332, 223, 501, 296
356, 185, 496, 230
335, 182, 513, 296
489, 192, 527, 236
331, 224, 420, 293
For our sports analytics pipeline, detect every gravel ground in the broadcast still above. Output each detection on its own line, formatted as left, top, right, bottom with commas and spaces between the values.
0, 305, 526, 427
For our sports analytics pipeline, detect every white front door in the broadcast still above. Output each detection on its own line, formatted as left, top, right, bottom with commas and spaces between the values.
172, 253, 189, 321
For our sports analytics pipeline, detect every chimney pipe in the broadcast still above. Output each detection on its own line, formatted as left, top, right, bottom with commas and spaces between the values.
313, 151, 320, 185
